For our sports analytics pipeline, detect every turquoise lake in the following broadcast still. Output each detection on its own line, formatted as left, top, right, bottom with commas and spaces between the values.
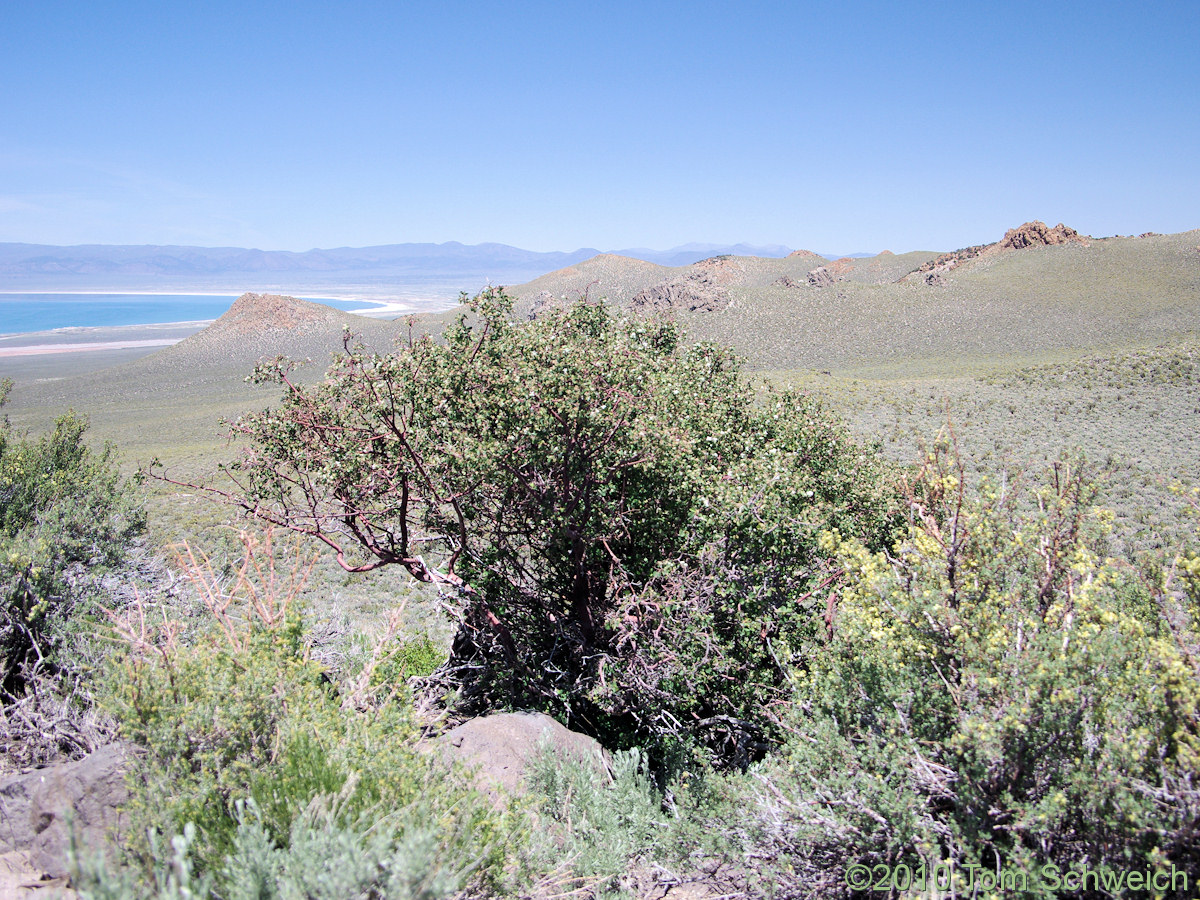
0, 293, 385, 336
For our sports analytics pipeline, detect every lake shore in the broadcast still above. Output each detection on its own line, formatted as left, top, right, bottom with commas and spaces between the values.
0, 296, 444, 359
0, 321, 209, 358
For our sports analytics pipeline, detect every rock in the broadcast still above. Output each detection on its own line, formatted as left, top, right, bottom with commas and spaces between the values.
631, 280, 723, 312
925, 272, 946, 286
806, 266, 835, 288
630, 256, 745, 314
660, 884, 723, 899
904, 243, 990, 281
996, 221, 1085, 250
527, 290, 565, 320
630, 278, 728, 313
434, 712, 610, 798
0, 744, 128, 879
902, 221, 1090, 283
772, 275, 803, 289
0, 850, 75, 898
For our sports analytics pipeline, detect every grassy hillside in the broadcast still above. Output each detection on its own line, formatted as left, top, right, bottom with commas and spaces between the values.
512, 253, 675, 310
513, 229, 1200, 376
769, 333, 1200, 555
504, 226, 1200, 554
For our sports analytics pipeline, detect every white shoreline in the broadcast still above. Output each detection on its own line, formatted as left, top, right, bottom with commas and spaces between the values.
0, 318, 215, 335
0, 290, 243, 296
0, 338, 183, 358
0, 290, 445, 305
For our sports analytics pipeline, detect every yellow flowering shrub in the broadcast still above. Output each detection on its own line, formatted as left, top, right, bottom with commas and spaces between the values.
753, 438, 1200, 893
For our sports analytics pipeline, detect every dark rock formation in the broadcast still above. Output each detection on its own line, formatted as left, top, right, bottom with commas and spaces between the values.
773, 275, 803, 289
631, 260, 738, 314
631, 279, 728, 313
527, 290, 565, 320
907, 243, 991, 280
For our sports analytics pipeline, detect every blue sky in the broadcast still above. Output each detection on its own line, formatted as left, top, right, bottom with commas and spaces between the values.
2, 1, 1197, 253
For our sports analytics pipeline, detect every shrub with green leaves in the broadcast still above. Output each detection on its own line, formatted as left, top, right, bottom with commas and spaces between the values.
103, 537, 521, 894
526, 744, 741, 896
185, 292, 898, 764
749, 439, 1200, 893
0, 380, 144, 699
601, 392, 900, 762
74, 796, 500, 900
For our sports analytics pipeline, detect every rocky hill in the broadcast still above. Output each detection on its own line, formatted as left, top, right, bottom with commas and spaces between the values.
511, 226, 1200, 375
105, 293, 404, 391
904, 221, 1090, 284
518, 254, 672, 316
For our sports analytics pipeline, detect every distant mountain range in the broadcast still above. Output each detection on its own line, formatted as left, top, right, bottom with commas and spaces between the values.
0, 240, 803, 293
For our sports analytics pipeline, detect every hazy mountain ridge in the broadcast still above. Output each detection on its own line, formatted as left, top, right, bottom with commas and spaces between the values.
0, 240, 798, 288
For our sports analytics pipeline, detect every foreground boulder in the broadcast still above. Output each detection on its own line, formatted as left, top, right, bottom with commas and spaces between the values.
434, 712, 611, 797
0, 744, 128, 880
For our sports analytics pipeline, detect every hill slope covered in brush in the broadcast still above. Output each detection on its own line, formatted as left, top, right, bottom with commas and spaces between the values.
512, 224, 1200, 375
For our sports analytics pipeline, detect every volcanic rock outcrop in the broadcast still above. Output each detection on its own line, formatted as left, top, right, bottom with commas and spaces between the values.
806, 266, 835, 288
158, 292, 397, 372
202, 291, 370, 338
630, 256, 741, 314
786, 249, 826, 263
996, 221, 1086, 250
527, 290, 565, 319
903, 221, 1090, 283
